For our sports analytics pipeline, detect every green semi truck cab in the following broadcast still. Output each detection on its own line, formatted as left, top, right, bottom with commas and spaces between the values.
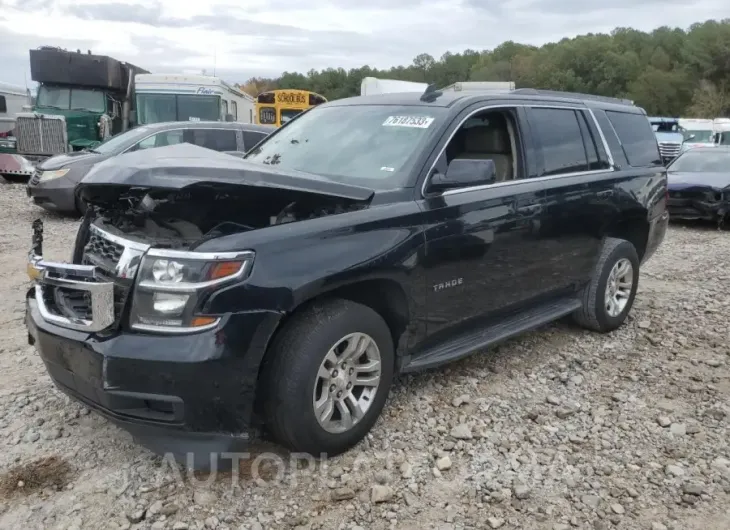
13, 46, 149, 165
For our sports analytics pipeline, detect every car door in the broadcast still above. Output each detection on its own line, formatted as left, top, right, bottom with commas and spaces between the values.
417, 104, 550, 344
524, 105, 618, 293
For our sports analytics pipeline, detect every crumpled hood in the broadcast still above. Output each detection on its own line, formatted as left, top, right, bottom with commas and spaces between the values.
667, 171, 730, 190
39, 150, 103, 170
78, 143, 375, 202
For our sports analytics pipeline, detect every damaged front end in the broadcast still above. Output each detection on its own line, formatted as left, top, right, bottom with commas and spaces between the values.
29, 143, 374, 334
667, 185, 729, 229
24, 144, 375, 465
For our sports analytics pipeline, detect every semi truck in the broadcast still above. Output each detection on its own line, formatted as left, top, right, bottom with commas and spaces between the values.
0, 46, 148, 178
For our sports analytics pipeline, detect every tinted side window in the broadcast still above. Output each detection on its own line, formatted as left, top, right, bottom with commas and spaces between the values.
189, 129, 238, 151
242, 131, 266, 151
134, 130, 184, 151
231, 101, 238, 120
530, 108, 588, 176
605, 111, 662, 167
0, 96, 6, 113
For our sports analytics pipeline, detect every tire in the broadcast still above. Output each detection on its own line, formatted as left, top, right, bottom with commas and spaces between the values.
573, 237, 640, 333
261, 299, 394, 456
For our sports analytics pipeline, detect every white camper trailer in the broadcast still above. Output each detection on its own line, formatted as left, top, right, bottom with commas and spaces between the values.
0, 82, 31, 135
360, 78, 516, 97
134, 74, 255, 125
360, 77, 428, 96
714, 117, 730, 146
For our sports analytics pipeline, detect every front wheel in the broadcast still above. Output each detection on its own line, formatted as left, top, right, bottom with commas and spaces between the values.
573, 237, 640, 332
261, 299, 394, 456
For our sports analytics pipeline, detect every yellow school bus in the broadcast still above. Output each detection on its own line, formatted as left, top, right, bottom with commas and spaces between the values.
255, 89, 327, 127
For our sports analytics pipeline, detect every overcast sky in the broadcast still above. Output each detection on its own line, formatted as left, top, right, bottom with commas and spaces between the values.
1, 0, 728, 89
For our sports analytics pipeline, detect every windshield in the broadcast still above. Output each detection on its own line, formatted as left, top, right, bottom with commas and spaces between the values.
683, 129, 714, 143
651, 122, 681, 133
37, 86, 105, 112
89, 126, 155, 154
668, 150, 730, 172
136, 94, 220, 124
245, 105, 445, 189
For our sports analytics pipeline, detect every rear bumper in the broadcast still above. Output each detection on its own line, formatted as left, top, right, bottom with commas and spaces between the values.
26, 290, 283, 468
642, 210, 669, 264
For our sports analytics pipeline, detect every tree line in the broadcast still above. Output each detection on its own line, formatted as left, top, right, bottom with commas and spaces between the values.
237, 19, 730, 117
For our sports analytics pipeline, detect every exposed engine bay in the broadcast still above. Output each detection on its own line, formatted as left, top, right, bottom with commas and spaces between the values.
84, 184, 369, 249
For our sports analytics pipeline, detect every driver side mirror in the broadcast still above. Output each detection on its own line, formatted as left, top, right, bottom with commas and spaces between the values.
225, 114, 235, 122
428, 159, 497, 193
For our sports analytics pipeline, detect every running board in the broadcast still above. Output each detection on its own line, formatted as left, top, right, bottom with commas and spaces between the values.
401, 298, 582, 373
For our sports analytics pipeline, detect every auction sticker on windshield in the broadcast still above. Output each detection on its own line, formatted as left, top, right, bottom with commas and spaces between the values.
382, 116, 435, 128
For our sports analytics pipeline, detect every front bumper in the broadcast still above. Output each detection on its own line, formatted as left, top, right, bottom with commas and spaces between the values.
667, 195, 728, 222
26, 284, 282, 468
26, 170, 78, 213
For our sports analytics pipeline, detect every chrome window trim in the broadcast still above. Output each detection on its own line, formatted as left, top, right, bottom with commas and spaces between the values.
442, 169, 611, 197
586, 108, 615, 168
420, 103, 618, 199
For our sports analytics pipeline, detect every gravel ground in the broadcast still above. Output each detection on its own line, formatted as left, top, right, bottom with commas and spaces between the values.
0, 182, 729, 530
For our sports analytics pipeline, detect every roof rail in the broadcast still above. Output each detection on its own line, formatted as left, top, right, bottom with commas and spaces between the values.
510, 88, 634, 106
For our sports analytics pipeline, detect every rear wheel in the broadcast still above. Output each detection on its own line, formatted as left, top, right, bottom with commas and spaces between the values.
261, 299, 394, 456
573, 237, 640, 332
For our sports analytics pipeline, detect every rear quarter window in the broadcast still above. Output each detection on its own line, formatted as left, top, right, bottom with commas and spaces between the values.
242, 130, 267, 151
605, 111, 662, 167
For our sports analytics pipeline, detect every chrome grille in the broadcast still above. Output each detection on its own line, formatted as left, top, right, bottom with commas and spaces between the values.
83, 231, 125, 275
15, 114, 67, 156
79, 225, 150, 328
658, 142, 681, 162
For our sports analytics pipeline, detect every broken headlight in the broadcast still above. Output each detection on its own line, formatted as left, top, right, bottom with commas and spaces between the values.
130, 249, 254, 333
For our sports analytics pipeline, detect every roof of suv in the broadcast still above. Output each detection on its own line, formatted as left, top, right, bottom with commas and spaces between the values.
326, 88, 641, 113
137, 121, 276, 133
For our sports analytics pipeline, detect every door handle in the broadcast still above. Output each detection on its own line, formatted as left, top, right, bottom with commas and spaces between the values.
517, 204, 542, 215
597, 189, 614, 198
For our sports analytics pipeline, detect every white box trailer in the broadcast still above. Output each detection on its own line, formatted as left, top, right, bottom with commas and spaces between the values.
360, 77, 428, 96
441, 81, 515, 92
0, 81, 31, 134
135, 74, 255, 125
360, 77, 516, 97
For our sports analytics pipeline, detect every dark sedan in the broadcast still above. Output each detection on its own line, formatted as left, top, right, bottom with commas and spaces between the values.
26, 121, 275, 215
666, 146, 730, 227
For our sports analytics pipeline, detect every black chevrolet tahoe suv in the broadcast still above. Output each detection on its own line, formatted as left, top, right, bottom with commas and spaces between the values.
25, 88, 669, 466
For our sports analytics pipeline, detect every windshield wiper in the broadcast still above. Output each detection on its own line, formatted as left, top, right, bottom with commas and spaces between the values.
38, 105, 65, 110
82, 148, 101, 154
